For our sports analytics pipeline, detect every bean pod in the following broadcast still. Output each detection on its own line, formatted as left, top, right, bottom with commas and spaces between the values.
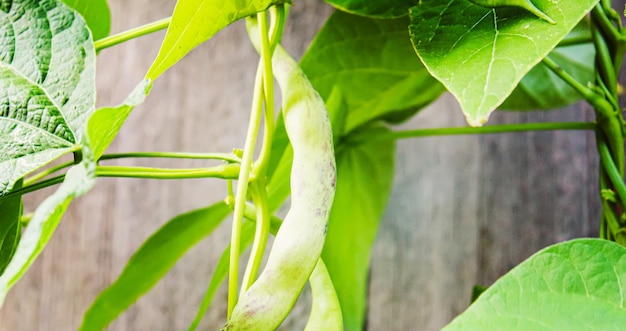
222, 20, 336, 331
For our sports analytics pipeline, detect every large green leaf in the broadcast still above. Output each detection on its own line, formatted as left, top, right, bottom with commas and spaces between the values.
0, 156, 95, 305
321, 125, 395, 331
80, 202, 231, 331
61, 0, 111, 40
300, 10, 444, 136
443, 239, 626, 330
323, 0, 416, 18
0, 179, 22, 275
409, 0, 598, 126
87, 79, 152, 159
146, 0, 289, 80
0, 0, 96, 195
500, 19, 594, 110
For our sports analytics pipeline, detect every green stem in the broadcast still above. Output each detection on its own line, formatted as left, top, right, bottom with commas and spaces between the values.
96, 164, 240, 179
99, 151, 240, 163
24, 161, 74, 185
349, 122, 596, 144
0, 175, 65, 200
94, 17, 171, 51
598, 138, 626, 210
240, 180, 271, 294
541, 56, 606, 107
557, 34, 592, 47
590, 5, 624, 49
227, 49, 267, 318
3, 164, 240, 202
591, 22, 618, 97
252, 8, 282, 178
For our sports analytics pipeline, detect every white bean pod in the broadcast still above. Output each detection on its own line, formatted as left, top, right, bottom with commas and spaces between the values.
222, 22, 336, 331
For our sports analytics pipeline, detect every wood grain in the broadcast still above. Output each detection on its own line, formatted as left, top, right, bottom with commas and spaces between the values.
0, 1, 603, 330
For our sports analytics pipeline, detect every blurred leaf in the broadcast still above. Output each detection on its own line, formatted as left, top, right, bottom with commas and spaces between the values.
444, 239, 626, 330
81, 202, 231, 331
62, 0, 111, 40
0, 158, 96, 305
321, 125, 395, 331
0, 0, 96, 195
301, 10, 444, 136
409, 0, 598, 125
0, 179, 22, 275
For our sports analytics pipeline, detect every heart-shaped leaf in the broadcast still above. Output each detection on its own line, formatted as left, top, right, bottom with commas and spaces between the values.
0, 0, 96, 195
444, 238, 626, 330
409, 0, 598, 126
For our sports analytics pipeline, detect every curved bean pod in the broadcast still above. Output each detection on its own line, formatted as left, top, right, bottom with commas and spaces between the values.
304, 259, 343, 331
468, 0, 555, 24
222, 20, 336, 331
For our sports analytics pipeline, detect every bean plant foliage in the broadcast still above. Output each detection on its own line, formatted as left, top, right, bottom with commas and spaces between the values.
0, 0, 625, 330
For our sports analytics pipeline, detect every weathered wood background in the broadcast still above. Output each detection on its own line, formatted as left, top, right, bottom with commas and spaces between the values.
0, 0, 604, 330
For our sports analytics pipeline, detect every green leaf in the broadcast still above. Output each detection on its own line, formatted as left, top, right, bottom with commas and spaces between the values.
409, 0, 598, 126
500, 19, 594, 110
188, 221, 256, 331
0, 0, 96, 195
323, 0, 416, 18
81, 202, 232, 331
0, 158, 95, 305
87, 79, 152, 159
0, 179, 22, 275
146, 0, 289, 80
61, 0, 111, 40
321, 125, 395, 331
443, 239, 626, 330
301, 10, 444, 136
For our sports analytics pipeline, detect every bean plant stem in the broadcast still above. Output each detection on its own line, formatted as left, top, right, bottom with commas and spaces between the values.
13, 122, 594, 200
349, 122, 596, 144
94, 17, 171, 51
252, 8, 280, 177
598, 137, 626, 209
2, 165, 240, 201
240, 8, 281, 296
24, 152, 240, 186
227, 54, 267, 318
240, 180, 271, 294
100, 151, 240, 163
24, 161, 74, 185
96, 165, 240, 179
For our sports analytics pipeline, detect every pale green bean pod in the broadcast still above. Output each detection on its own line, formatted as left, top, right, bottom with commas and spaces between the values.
303, 259, 343, 331
468, 0, 555, 24
222, 19, 336, 331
